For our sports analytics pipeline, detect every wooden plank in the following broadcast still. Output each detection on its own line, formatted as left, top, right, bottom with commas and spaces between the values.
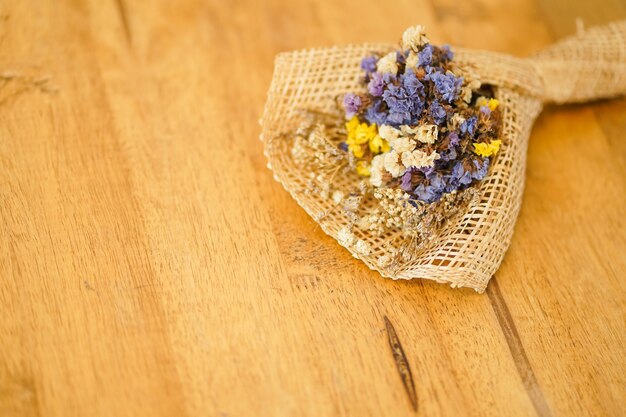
0, 0, 623, 416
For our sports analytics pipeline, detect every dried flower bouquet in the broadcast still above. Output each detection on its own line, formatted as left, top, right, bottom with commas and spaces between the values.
261, 22, 626, 292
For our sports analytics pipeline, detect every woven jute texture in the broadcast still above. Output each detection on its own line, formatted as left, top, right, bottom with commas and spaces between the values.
260, 21, 626, 292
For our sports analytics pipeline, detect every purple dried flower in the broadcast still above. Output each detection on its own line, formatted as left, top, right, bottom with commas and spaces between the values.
364, 99, 387, 125
429, 173, 446, 191
414, 173, 446, 203
428, 70, 463, 103
396, 51, 406, 65
343, 93, 362, 118
448, 131, 460, 147
402, 70, 423, 96
361, 56, 378, 73
420, 165, 435, 177
368, 72, 385, 96
439, 147, 457, 162
472, 157, 490, 180
413, 184, 438, 203
382, 71, 425, 126
446, 161, 473, 192
400, 169, 415, 192
418, 44, 433, 66
383, 87, 412, 125
460, 116, 478, 136
429, 100, 447, 125
339, 39, 498, 202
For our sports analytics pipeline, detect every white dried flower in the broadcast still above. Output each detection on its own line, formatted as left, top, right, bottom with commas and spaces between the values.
332, 190, 344, 204
378, 124, 401, 141
460, 79, 482, 103
405, 51, 419, 68
320, 183, 330, 199
378, 253, 393, 267
401, 149, 440, 168
337, 226, 355, 247
358, 215, 373, 230
464, 80, 481, 103
314, 211, 326, 221
461, 86, 472, 103
400, 125, 418, 135
343, 196, 362, 212
389, 136, 416, 153
376, 52, 398, 75
415, 124, 438, 144
402, 25, 429, 51
383, 150, 405, 178
358, 180, 369, 195
355, 239, 371, 255
448, 113, 466, 131
370, 154, 385, 187
468, 79, 481, 90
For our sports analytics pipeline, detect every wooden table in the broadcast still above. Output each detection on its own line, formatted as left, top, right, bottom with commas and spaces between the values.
1, 1, 624, 416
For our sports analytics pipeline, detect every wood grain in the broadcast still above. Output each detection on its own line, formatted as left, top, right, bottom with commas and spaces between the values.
0, 1, 624, 416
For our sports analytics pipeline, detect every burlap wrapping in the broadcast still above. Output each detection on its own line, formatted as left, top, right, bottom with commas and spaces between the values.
260, 21, 626, 292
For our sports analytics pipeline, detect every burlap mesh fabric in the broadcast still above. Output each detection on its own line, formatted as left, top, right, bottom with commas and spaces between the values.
260, 21, 626, 292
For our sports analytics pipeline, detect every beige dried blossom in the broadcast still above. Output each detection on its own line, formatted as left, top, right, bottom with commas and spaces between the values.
415, 124, 438, 144
332, 190, 344, 204
354, 239, 371, 255
377, 253, 393, 268
460, 86, 473, 103
383, 150, 405, 177
461, 79, 482, 103
399, 125, 418, 136
378, 124, 401, 141
370, 154, 385, 187
337, 226, 356, 247
342, 195, 362, 213
319, 183, 330, 199
376, 52, 398, 75
401, 149, 440, 168
402, 25, 429, 51
358, 213, 385, 235
291, 124, 347, 169
389, 136, 416, 153
447, 113, 466, 131
405, 51, 419, 68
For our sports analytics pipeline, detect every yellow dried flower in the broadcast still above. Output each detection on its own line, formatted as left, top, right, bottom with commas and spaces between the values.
355, 122, 376, 144
473, 139, 502, 157
346, 116, 359, 133
355, 161, 371, 177
346, 117, 388, 157
476, 97, 499, 111
348, 142, 365, 158
369, 134, 390, 154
